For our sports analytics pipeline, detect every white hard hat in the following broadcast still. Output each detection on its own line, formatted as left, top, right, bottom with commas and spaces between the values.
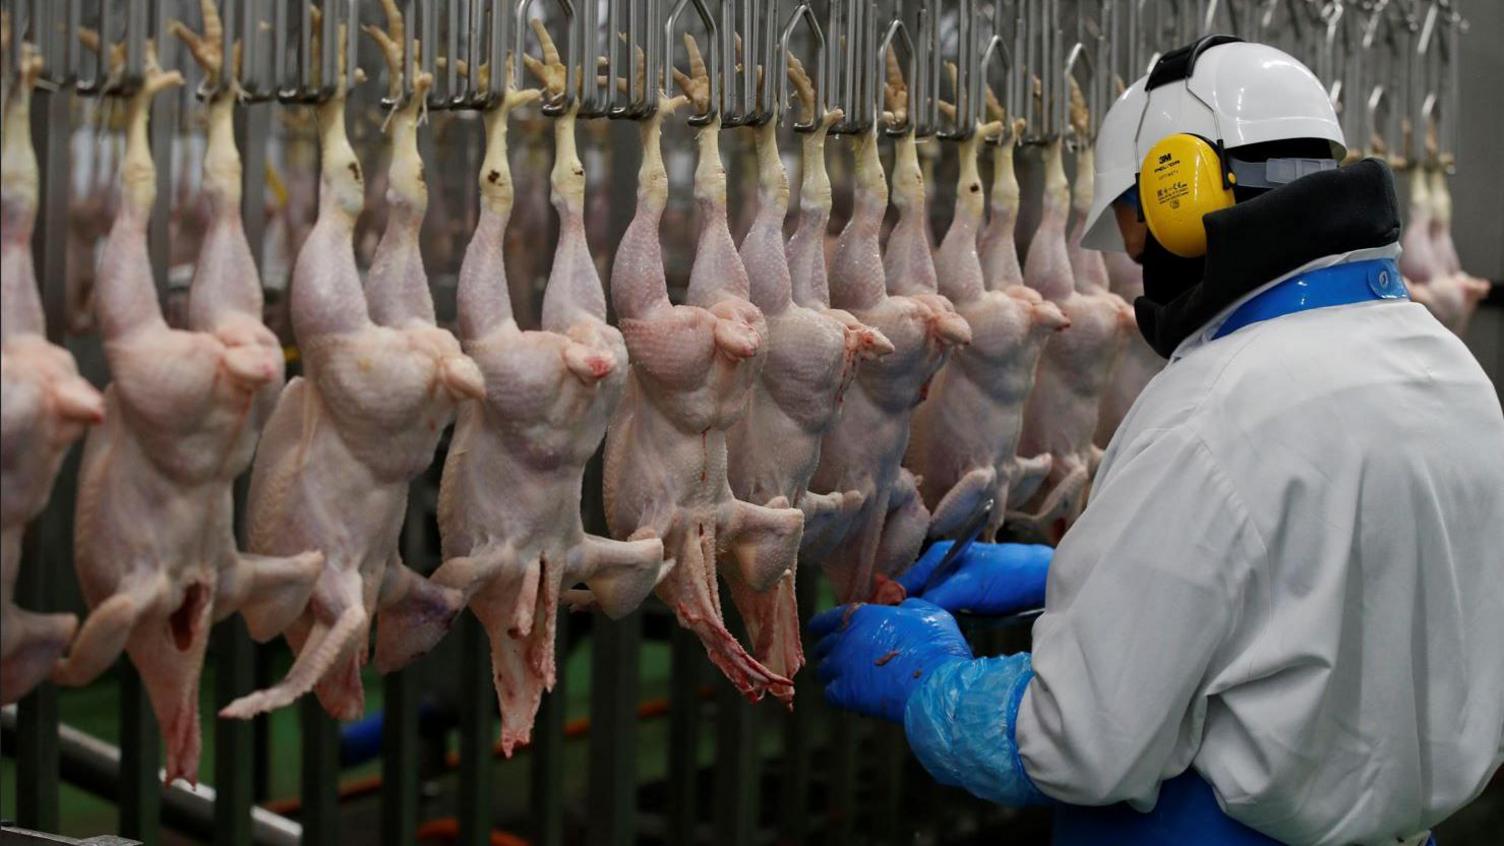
1081, 79, 1149, 252
1083, 37, 1347, 253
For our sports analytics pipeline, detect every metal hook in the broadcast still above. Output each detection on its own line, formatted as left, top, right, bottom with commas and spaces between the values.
1062, 38, 1093, 143
822, 0, 869, 136
778, 3, 825, 132
664, 0, 719, 126
977, 32, 1012, 145
68, 0, 154, 98
935, 0, 978, 141
572, 0, 615, 117
874, 14, 913, 137
608, 0, 662, 120
274, 0, 358, 104
513, 0, 574, 116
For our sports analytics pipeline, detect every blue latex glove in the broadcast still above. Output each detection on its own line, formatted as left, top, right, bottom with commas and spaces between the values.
896, 540, 1053, 616
905, 652, 1051, 807
808, 598, 973, 723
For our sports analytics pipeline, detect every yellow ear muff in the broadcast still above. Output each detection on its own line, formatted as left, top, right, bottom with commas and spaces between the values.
1138, 134, 1238, 258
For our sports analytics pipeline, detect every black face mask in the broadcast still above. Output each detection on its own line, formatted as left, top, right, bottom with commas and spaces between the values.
1133, 234, 1207, 358
1130, 157, 1401, 360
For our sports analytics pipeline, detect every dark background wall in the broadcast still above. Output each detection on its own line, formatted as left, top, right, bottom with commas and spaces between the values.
1452, 0, 1504, 282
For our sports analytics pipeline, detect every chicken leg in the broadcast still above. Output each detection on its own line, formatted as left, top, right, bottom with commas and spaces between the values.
54, 24, 320, 782
1012, 86, 1133, 542
1, 38, 104, 706
604, 38, 801, 701
809, 51, 971, 603
433, 37, 666, 754
721, 58, 888, 694
226, 11, 481, 721
908, 86, 1067, 542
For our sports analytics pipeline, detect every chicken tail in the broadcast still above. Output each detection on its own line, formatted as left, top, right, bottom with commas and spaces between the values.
373, 569, 465, 673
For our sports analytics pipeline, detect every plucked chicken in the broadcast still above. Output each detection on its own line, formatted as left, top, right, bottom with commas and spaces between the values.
55, 21, 320, 783
1093, 247, 1161, 448
973, 103, 1067, 520
224, 12, 482, 721
809, 53, 970, 603
908, 92, 1066, 541
1, 40, 104, 706
722, 57, 890, 692
1402, 157, 1490, 336
432, 35, 666, 755
604, 39, 803, 701
1012, 84, 1133, 541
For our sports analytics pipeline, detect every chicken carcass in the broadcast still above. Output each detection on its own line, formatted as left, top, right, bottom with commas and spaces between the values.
1410, 163, 1491, 336
604, 40, 803, 700
1093, 248, 1161, 448
974, 113, 1069, 521
1399, 163, 1442, 288
721, 59, 889, 691
907, 105, 1066, 542
1, 41, 104, 706
224, 15, 482, 721
809, 54, 971, 603
54, 24, 322, 782
1012, 124, 1133, 541
432, 37, 666, 754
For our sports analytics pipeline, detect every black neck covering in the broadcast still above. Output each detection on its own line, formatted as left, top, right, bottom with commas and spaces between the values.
1134, 157, 1401, 358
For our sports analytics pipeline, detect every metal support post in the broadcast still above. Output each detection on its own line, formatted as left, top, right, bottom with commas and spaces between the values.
456, 616, 492, 846
530, 612, 568, 846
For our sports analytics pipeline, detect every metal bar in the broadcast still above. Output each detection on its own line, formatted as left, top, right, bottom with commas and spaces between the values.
665, 0, 721, 126
457, 616, 492, 846
299, 700, 340, 846
529, 611, 568, 846
712, 629, 757, 846
826, 713, 858, 846
118, 665, 161, 846
0, 824, 140, 845
588, 612, 642, 846
380, 669, 419, 846
782, 3, 826, 131
667, 625, 702, 846
381, 483, 429, 846
212, 619, 255, 846
13, 541, 60, 834
873, 724, 906, 844
1, 707, 301, 846
779, 569, 820, 844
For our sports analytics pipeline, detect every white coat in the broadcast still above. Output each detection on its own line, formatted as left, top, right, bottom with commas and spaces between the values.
1015, 247, 1504, 845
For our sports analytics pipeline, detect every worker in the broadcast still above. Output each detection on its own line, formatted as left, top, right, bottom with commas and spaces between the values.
811, 37, 1504, 845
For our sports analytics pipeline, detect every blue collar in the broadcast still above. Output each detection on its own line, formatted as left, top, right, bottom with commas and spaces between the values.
1212, 258, 1408, 340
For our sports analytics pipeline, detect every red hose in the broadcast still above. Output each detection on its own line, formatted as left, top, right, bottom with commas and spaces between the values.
264, 686, 716, 815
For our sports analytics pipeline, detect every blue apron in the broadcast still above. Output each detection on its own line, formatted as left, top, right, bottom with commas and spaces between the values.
1053, 771, 1278, 845
1052, 772, 1437, 845
1054, 257, 1417, 846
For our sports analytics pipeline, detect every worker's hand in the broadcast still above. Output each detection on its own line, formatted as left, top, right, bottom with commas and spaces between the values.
896, 541, 1052, 617
809, 598, 972, 723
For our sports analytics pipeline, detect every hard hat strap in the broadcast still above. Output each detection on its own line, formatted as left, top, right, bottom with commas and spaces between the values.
1228, 157, 1340, 190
